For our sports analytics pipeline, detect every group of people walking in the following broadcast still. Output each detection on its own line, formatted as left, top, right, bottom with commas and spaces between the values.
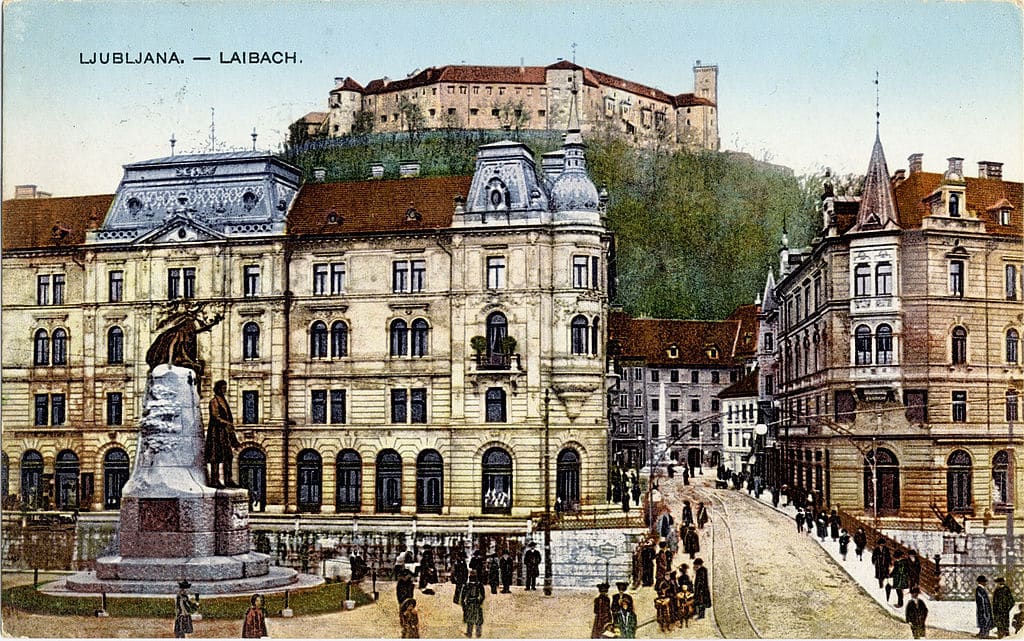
591, 582, 637, 638
974, 574, 1018, 639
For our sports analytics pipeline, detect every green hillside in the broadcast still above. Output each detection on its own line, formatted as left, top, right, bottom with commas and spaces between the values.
281, 131, 825, 320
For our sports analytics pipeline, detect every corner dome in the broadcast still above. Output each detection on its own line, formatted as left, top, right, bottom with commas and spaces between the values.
550, 171, 599, 212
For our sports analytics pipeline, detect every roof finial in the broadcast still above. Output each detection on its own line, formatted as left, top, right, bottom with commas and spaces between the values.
251, 127, 258, 151
170, 132, 176, 157
571, 42, 577, 65
567, 69, 581, 132
209, 107, 216, 153
874, 70, 880, 137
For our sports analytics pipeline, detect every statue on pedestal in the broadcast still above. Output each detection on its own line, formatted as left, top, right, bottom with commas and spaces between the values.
206, 380, 240, 488
145, 301, 223, 378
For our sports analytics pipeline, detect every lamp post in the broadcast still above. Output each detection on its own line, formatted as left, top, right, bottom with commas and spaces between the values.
543, 388, 553, 596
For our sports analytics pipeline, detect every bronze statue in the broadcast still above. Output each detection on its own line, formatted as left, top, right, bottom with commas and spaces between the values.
207, 379, 240, 488
145, 301, 223, 377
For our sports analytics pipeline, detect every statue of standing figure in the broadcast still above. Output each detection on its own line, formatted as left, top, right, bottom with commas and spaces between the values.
207, 380, 241, 488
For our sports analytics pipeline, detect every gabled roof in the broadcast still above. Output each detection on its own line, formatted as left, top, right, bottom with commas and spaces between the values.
673, 93, 716, 108
727, 304, 760, 358
331, 77, 365, 93
2, 194, 113, 250
893, 170, 1023, 234
609, 310, 757, 368
718, 367, 759, 399
287, 175, 473, 236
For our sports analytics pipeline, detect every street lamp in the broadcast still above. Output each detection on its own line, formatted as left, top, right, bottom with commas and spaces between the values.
543, 388, 553, 597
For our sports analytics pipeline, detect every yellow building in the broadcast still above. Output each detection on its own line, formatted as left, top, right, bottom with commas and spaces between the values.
1, 134, 612, 520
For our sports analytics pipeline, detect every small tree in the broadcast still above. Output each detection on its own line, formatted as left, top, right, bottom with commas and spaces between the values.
470, 336, 487, 356
351, 110, 376, 136
500, 336, 517, 355
494, 99, 531, 134
398, 95, 425, 144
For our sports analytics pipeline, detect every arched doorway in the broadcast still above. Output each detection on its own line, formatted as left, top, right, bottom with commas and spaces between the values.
238, 448, 266, 512
20, 451, 43, 507
296, 449, 322, 513
687, 448, 703, 471
482, 447, 512, 514
864, 448, 900, 514
556, 448, 580, 509
416, 450, 443, 514
335, 449, 362, 513
376, 450, 402, 513
993, 450, 1011, 509
103, 449, 130, 510
946, 449, 972, 514
54, 450, 79, 509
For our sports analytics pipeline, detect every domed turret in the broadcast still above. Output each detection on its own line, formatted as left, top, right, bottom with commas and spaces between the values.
549, 130, 599, 212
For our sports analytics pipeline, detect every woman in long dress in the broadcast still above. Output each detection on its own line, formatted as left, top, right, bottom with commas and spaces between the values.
242, 594, 268, 638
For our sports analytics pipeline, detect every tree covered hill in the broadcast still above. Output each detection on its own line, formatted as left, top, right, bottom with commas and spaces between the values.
281, 131, 829, 320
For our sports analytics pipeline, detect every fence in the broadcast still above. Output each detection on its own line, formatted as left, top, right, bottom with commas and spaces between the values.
836, 509, 941, 596
935, 562, 1024, 600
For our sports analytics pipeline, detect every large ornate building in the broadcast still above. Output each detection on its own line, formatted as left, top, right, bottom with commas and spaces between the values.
294, 60, 719, 151
1, 131, 613, 519
770, 131, 1023, 549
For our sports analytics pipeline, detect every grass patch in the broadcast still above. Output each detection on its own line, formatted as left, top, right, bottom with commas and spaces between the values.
1, 580, 371, 619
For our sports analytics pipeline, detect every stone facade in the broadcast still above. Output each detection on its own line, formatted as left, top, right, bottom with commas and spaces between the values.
1, 134, 612, 522
299, 60, 719, 151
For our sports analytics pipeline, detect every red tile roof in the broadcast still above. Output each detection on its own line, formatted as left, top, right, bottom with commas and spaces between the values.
893, 171, 1023, 234
287, 175, 473, 236
673, 93, 716, 108
727, 304, 760, 358
2, 194, 113, 250
609, 311, 754, 368
331, 77, 365, 93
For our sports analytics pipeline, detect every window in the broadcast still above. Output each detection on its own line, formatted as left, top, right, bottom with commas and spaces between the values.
764, 375, 774, 396
330, 389, 347, 424
416, 450, 444, 513
107, 392, 123, 426
331, 263, 346, 294
814, 276, 821, 308
54, 450, 79, 509
875, 324, 893, 364
875, 263, 892, 296
1007, 389, 1019, 422
242, 390, 259, 424
556, 449, 580, 508
633, 367, 642, 381
711, 371, 720, 384
690, 422, 699, 438
863, 448, 900, 513
103, 449, 130, 510
391, 388, 427, 423
336, 450, 361, 512
993, 450, 1010, 507
376, 449, 402, 513
51, 328, 67, 365
835, 390, 856, 423
691, 370, 699, 384
949, 260, 965, 297
34, 394, 48, 426
670, 398, 680, 412
107, 326, 124, 364
37, 275, 49, 305
242, 322, 260, 360
571, 315, 589, 355
410, 260, 426, 292
951, 326, 967, 365
618, 393, 627, 408
167, 268, 196, 299
691, 399, 700, 412
1008, 265, 1018, 300
486, 387, 507, 422
311, 390, 327, 424
51, 393, 66, 425
393, 261, 409, 292
411, 319, 429, 356
904, 389, 928, 423
296, 449, 323, 513
329, 321, 348, 358
633, 394, 642, 408
487, 256, 506, 289
243, 266, 260, 297
390, 319, 408, 356
310, 321, 328, 358
949, 193, 960, 217
650, 370, 660, 382
854, 325, 872, 365
854, 264, 870, 297
313, 264, 329, 295
33, 329, 49, 364
670, 370, 679, 383
1007, 329, 1019, 364
651, 398, 660, 412
48, 273, 64, 304
946, 450, 972, 514
952, 390, 967, 423
711, 399, 720, 412
572, 256, 589, 288
482, 448, 513, 514
20, 451, 43, 507
108, 270, 124, 302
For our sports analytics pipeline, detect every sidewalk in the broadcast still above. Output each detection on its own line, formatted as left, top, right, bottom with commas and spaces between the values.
744, 488, 976, 636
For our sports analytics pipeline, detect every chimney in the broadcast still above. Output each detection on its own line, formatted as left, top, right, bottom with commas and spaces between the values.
542, 150, 565, 180
399, 160, 420, 178
891, 169, 906, 186
369, 162, 385, 179
978, 160, 1004, 180
313, 166, 327, 182
945, 157, 964, 180
14, 185, 50, 199
908, 153, 923, 174
334, 77, 345, 86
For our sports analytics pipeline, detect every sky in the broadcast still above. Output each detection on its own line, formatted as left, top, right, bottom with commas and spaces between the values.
2, 0, 1022, 199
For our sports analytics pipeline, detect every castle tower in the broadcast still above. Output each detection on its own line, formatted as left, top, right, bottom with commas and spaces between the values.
693, 60, 718, 106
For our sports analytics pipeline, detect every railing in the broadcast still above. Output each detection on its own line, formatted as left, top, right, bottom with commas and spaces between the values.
836, 509, 940, 596
473, 353, 521, 371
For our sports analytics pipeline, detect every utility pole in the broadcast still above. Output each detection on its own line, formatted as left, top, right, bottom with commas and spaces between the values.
1008, 410, 1015, 573
543, 388, 553, 596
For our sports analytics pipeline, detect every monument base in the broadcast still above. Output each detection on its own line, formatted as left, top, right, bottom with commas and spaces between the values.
63, 564, 299, 595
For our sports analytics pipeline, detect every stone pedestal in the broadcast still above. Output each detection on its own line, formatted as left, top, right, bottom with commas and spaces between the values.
66, 365, 297, 594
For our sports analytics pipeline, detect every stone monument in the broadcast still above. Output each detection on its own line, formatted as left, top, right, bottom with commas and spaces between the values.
66, 320, 297, 593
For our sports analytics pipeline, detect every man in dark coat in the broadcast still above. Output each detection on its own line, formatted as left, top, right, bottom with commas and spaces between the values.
640, 539, 656, 586
693, 558, 711, 619
523, 542, 541, 591
905, 586, 928, 639
418, 545, 438, 592
853, 528, 868, 561
610, 581, 629, 621
173, 580, 198, 638
891, 550, 910, 607
977, 575, 995, 638
469, 549, 484, 578
591, 583, 612, 638
461, 572, 486, 638
771, 486, 780, 508
992, 576, 1016, 638
908, 549, 922, 589
487, 555, 500, 594
630, 471, 642, 505
796, 508, 806, 533
872, 539, 892, 589
451, 549, 469, 604
655, 541, 672, 585
499, 549, 514, 593
683, 525, 700, 559
396, 569, 415, 605
681, 501, 694, 527
696, 503, 709, 529
206, 380, 240, 488
829, 510, 841, 541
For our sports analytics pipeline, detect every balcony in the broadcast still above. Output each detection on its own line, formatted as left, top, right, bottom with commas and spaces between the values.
473, 352, 521, 371
467, 352, 524, 393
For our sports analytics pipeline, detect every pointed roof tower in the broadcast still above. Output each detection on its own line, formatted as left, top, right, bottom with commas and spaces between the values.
550, 73, 599, 213
849, 73, 900, 233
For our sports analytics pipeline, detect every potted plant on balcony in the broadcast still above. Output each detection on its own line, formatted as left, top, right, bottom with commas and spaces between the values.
471, 336, 487, 360
500, 336, 517, 355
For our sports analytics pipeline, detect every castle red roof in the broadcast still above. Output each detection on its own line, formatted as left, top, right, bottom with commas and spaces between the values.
609, 310, 757, 368
2, 194, 113, 250
330, 77, 365, 93
893, 171, 1023, 234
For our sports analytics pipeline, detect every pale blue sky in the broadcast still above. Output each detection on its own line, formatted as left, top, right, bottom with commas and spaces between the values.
3, 0, 1022, 198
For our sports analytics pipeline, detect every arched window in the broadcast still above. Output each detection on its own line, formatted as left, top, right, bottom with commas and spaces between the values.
1007, 389, 1020, 422
243, 322, 260, 360
863, 448, 900, 514
239, 448, 267, 512
993, 450, 1010, 508
376, 449, 402, 513
556, 448, 581, 509
571, 315, 589, 355
946, 449, 972, 514
51, 328, 68, 365
951, 326, 967, 365
103, 448, 130, 510
486, 312, 507, 359
54, 449, 79, 509
416, 450, 443, 514
107, 326, 124, 364
34, 329, 49, 366
335, 449, 361, 513
482, 447, 512, 514
390, 319, 408, 357
875, 324, 893, 365
1007, 329, 1019, 364
949, 193, 960, 217
591, 316, 600, 355
485, 387, 507, 422
20, 450, 43, 507
331, 321, 349, 358
855, 325, 872, 365
310, 321, 328, 359
411, 319, 429, 357
296, 449, 322, 513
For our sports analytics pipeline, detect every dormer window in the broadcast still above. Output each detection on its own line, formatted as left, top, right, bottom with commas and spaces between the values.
667, 344, 679, 359
949, 193, 960, 217
706, 345, 719, 360
1001, 209, 1011, 226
